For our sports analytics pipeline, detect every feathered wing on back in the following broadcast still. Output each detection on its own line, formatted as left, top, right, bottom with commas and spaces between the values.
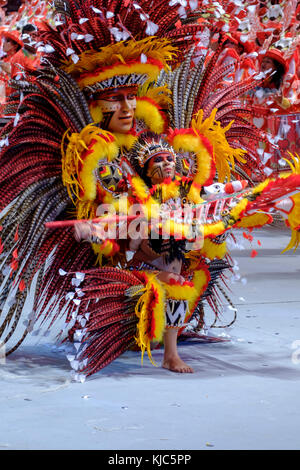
159, 42, 267, 183
0, 66, 96, 354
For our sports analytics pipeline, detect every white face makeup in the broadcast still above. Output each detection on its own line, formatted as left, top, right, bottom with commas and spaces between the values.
91, 87, 137, 133
146, 152, 176, 185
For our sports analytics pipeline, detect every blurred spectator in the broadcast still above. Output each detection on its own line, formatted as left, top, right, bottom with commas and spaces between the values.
3, 0, 22, 14
11, 23, 40, 78
259, 50, 287, 91
0, 29, 22, 103
0, 29, 22, 76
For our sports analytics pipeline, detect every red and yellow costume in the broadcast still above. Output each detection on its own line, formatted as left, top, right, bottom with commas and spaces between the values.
0, 0, 300, 380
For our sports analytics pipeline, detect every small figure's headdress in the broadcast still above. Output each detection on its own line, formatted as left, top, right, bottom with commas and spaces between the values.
129, 131, 178, 173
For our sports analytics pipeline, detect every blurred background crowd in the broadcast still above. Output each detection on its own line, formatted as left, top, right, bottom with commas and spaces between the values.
0, 0, 299, 173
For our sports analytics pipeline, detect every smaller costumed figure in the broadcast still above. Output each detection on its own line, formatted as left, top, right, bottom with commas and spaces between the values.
66, 127, 300, 379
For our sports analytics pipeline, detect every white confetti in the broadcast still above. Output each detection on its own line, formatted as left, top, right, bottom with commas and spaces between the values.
0, 137, 9, 147
278, 159, 287, 167
75, 288, 85, 297
74, 373, 86, 383
59, 268, 67, 276
169, 0, 187, 6
14, 113, 20, 127
91, 6, 102, 14
66, 354, 75, 362
178, 6, 187, 18
84, 34, 94, 42
44, 44, 55, 53
71, 54, 80, 64
70, 359, 80, 370
240, 35, 249, 43
72, 277, 82, 287
227, 305, 237, 312
146, 21, 159, 35
189, 0, 197, 10
256, 148, 264, 156
247, 5, 256, 14
65, 291, 75, 300
66, 47, 75, 56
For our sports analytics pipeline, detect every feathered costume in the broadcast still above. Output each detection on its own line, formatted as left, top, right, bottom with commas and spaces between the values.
0, 0, 300, 380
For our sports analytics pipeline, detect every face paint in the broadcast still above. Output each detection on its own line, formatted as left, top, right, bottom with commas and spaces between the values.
101, 111, 115, 130
89, 87, 137, 133
146, 152, 176, 185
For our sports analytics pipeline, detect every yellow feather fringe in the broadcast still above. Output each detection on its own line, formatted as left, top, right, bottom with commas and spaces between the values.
62, 124, 119, 203
135, 98, 166, 134
235, 212, 271, 229
282, 228, 300, 253
198, 238, 227, 260
63, 37, 176, 86
170, 133, 212, 188
134, 274, 165, 365
191, 109, 247, 182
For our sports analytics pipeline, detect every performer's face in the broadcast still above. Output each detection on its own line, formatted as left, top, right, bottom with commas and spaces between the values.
146, 152, 176, 185
91, 87, 137, 133
261, 56, 276, 73
2, 37, 18, 55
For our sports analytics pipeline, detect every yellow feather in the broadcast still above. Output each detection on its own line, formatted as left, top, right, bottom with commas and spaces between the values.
135, 99, 166, 134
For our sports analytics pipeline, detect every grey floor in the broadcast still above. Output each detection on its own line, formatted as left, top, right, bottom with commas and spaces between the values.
0, 227, 299, 450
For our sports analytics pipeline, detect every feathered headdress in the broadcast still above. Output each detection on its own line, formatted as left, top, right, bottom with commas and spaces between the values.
129, 131, 178, 172
37, 0, 208, 95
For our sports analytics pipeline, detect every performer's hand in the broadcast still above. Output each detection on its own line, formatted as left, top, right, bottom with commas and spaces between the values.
157, 271, 185, 285
74, 222, 92, 242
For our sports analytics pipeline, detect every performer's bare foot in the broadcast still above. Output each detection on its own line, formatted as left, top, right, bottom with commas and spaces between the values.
162, 354, 194, 373
163, 328, 194, 373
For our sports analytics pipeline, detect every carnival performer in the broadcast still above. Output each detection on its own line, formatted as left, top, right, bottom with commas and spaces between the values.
68, 120, 300, 379
0, 0, 300, 381
0, 29, 23, 99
